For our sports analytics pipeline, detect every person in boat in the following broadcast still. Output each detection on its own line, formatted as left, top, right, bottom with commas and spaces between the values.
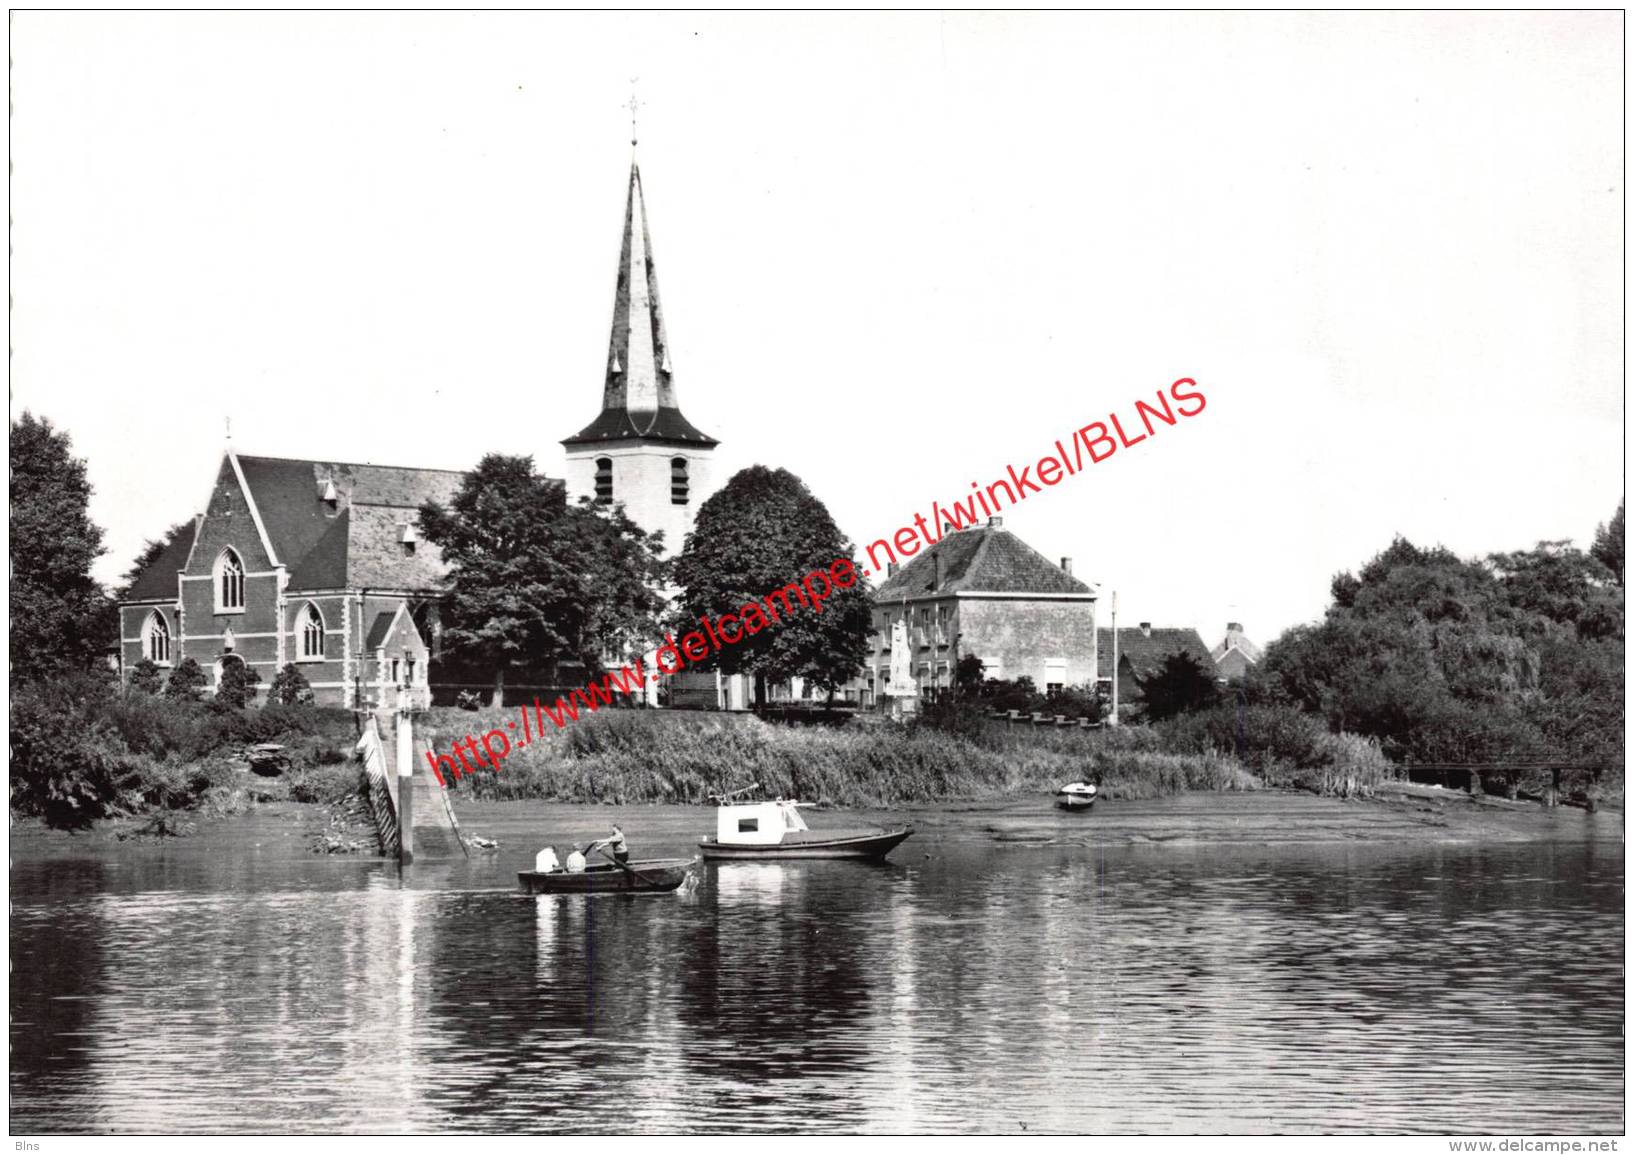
535, 846, 561, 874
564, 846, 587, 873
586, 826, 630, 865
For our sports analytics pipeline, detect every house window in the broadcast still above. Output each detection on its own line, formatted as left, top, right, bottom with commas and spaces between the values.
216, 549, 245, 611
299, 603, 324, 660
405, 656, 417, 685
144, 611, 171, 665
390, 659, 401, 684
737, 818, 759, 833
671, 457, 689, 505
594, 457, 614, 504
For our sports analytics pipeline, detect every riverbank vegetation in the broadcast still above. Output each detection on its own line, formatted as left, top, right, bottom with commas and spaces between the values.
440, 707, 1260, 807
1248, 530, 1624, 804
9, 671, 361, 828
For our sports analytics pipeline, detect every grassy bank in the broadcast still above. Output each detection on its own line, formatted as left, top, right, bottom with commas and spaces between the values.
430, 708, 1263, 807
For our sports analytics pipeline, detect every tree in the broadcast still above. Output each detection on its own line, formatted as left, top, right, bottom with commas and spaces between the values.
1137, 652, 1222, 721
10, 413, 110, 683
268, 663, 315, 706
419, 454, 665, 706
1258, 534, 1623, 765
117, 520, 194, 597
163, 657, 207, 701
128, 658, 165, 695
215, 661, 261, 709
1592, 499, 1624, 587
671, 466, 872, 705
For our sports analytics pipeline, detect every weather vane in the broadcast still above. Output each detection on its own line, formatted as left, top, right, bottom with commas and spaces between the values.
627, 80, 640, 148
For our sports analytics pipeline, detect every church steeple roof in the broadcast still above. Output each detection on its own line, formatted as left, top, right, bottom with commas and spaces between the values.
563, 161, 717, 448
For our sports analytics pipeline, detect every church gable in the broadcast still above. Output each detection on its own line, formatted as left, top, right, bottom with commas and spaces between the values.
185, 456, 278, 577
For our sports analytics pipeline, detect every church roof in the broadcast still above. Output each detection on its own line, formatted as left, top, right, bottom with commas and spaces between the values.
233, 455, 467, 591
1098, 627, 1215, 681
124, 520, 199, 600
121, 453, 533, 599
562, 161, 717, 449
872, 519, 1092, 600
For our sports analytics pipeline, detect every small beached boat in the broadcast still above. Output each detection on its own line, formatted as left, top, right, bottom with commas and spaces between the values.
1055, 781, 1098, 811
699, 791, 911, 860
517, 857, 695, 895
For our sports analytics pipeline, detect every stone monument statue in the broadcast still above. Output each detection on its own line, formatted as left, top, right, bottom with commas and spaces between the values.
886, 619, 919, 719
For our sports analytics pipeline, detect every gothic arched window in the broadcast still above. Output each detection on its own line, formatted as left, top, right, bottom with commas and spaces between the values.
671, 457, 689, 506
299, 603, 325, 660
145, 611, 171, 665
594, 458, 614, 504
216, 549, 245, 612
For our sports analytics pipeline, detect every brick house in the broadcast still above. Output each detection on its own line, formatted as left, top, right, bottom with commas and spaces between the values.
864, 516, 1097, 704
1097, 623, 1216, 705
119, 452, 469, 707
1211, 622, 1263, 681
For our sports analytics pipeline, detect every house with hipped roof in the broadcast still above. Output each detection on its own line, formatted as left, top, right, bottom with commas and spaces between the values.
864, 515, 1098, 703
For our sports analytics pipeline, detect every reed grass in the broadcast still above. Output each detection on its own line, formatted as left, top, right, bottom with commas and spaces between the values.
428, 708, 1259, 806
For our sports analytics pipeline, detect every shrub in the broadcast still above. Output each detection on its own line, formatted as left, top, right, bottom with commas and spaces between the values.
268, 663, 314, 706
129, 658, 164, 695
290, 761, 362, 804
164, 658, 207, 701
216, 661, 261, 709
9, 675, 146, 827
1155, 702, 1397, 797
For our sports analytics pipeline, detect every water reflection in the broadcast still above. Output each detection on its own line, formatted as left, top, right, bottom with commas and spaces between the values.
9, 821, 1624, 1134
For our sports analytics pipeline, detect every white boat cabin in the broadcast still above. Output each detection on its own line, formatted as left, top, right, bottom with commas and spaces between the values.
715, 799, 810, 846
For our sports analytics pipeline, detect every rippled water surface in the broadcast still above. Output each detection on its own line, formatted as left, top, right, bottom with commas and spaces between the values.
10, 797, 1624, 1133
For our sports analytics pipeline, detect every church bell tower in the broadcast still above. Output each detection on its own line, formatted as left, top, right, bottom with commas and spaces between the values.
561, 156, 718, 558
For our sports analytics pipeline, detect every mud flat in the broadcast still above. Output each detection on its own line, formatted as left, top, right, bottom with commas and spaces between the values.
10, 783, 1620, 869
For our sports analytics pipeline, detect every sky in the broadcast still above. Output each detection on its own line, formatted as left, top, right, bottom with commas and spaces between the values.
10, 11, 1624, 646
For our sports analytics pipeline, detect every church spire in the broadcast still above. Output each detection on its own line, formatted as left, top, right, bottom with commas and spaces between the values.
563, 157, 716, 448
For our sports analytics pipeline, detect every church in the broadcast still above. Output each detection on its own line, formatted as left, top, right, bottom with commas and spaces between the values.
118, 154, 720, 707
118, 148, 1105, 711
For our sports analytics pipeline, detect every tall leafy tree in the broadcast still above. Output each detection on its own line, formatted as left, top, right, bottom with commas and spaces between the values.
10, 413, 110, 683
671, 465, 872, 704
419, 454, 664, 706
1256, 534, 1623, 764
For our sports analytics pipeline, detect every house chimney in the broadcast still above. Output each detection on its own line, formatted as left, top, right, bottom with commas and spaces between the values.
931, 553, 940, 591
887, 562, 898, 578
1060, 557, 1072, 576
988, 516, 1003, 528
1139, 621, 1152, 637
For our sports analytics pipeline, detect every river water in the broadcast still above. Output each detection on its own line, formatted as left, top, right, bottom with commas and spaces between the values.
9, 794, 1624, 1134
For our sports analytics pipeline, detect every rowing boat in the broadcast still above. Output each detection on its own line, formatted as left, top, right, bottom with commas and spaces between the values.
517, 857, 695, 894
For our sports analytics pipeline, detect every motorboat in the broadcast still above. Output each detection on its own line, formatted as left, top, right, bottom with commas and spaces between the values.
1055, 781, 1098, 811
517, 857, 695, 894
699, 788, 911, 860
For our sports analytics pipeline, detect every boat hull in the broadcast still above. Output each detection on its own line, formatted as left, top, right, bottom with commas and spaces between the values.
1055, 796, 1096, 811
699, 827, 912, 860
517, 858, 694, 894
